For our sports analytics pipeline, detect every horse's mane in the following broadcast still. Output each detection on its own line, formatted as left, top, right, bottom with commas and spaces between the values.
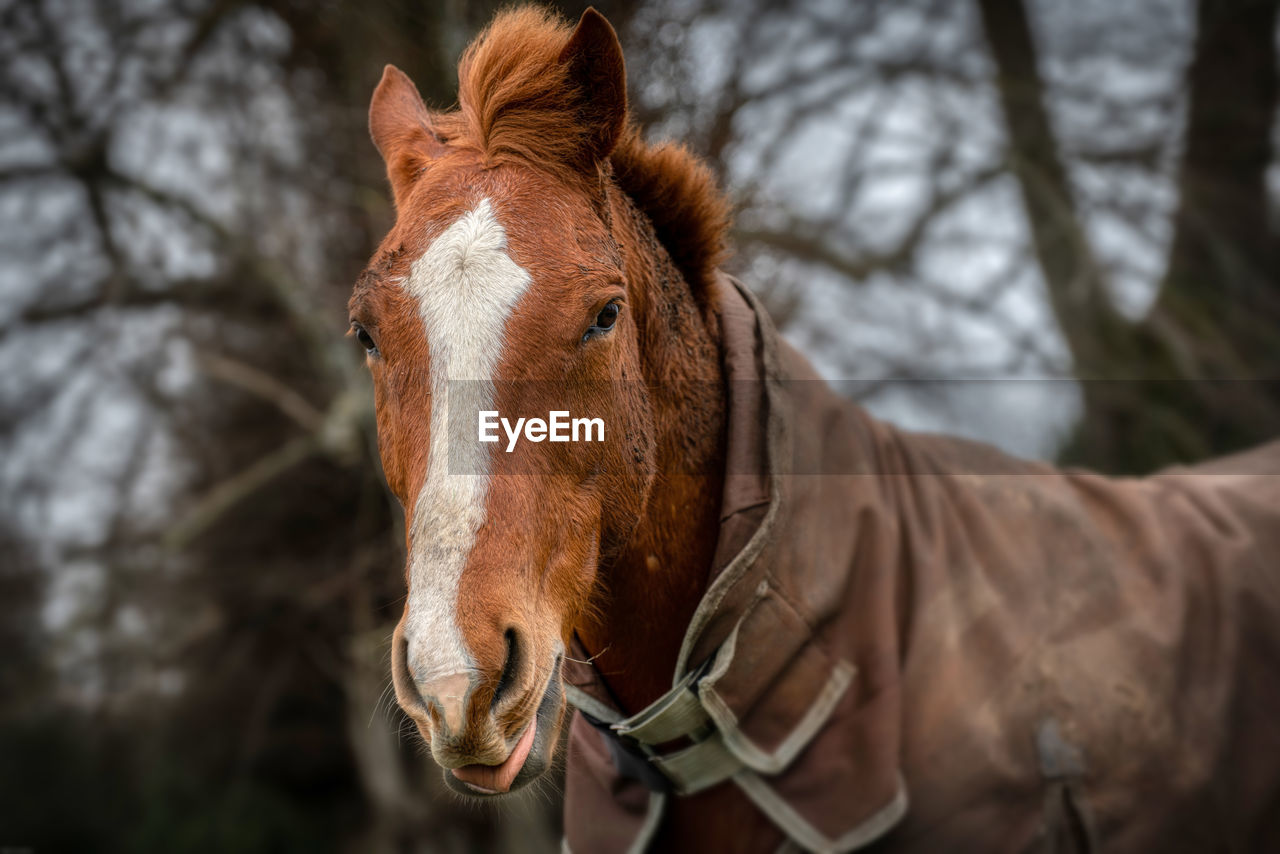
440, 6, 730, 293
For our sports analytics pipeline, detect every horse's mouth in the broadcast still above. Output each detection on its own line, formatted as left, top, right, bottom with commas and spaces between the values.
442, 659, 564, 797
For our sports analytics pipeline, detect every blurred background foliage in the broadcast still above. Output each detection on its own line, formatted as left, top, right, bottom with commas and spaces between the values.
2, 0, 1279, 850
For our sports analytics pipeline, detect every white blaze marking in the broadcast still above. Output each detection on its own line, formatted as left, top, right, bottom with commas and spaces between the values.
401, 198, 532, 687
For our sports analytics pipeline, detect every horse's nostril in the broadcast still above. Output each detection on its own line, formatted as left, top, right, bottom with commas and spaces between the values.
492, 628, 520, 709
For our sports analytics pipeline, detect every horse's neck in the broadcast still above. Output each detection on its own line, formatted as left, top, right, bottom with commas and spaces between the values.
576, 188, 728, 713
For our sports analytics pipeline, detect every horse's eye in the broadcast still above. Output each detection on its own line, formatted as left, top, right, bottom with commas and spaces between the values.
595, 302, 619, 330
351, 322, 378, 355
584, 302, 620, 341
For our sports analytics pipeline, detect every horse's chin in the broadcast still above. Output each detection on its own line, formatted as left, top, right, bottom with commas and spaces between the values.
441, 671, 565, 798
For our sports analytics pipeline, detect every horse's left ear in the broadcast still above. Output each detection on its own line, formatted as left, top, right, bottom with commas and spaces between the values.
559, 8, 627, 163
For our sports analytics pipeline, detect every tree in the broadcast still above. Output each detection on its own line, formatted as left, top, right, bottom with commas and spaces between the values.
978, 0, 1280, 472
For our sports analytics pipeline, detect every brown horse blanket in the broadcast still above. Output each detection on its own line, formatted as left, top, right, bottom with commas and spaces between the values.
561, 274, 1280, 853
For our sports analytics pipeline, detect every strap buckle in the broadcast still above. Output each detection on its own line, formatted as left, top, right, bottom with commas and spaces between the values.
580, 711, 675, 794
577, 658, 744, 796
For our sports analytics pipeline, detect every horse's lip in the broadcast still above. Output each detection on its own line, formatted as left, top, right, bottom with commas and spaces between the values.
445, 653, 563, 797
451, 718, 537, 793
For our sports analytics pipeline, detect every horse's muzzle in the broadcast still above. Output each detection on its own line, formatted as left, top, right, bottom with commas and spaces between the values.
444, 670, 563, 795
393, 641, 565, 796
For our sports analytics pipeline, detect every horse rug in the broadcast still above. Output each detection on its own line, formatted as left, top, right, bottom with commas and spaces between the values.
561, 273, 1280, 853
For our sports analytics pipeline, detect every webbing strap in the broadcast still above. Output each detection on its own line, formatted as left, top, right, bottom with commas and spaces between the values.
567, 656, 741, 795
650, 730, 741, 794
612, 667, 711, 746
580, 711, 675, 794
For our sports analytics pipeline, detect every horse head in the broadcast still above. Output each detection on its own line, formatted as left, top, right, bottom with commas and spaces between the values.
349, 7, 728, 796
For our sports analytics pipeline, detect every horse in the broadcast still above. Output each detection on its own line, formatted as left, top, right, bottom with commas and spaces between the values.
348, 7, 1280, 852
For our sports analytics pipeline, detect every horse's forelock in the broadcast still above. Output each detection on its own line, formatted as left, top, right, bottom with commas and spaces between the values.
442, 6, 731, 296
451, 7, 597, 177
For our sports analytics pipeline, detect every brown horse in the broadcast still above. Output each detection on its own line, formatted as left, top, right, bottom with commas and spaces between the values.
349, 7, 1280, 853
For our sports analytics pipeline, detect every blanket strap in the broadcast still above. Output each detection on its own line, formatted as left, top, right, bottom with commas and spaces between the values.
567, 659, 742, 796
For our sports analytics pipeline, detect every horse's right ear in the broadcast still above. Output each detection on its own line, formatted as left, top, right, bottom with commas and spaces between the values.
370, 65, 446, 209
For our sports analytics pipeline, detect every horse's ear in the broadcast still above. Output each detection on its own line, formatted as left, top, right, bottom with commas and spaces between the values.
370, 65, 446, 209
559, 8, 627, 164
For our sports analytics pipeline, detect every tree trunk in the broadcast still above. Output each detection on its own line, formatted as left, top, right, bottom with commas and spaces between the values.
975, 0, 1120, 376
978, 0, 1280, 472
